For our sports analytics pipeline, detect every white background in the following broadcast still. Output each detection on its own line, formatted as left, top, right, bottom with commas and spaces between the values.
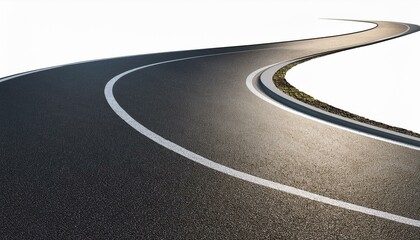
1, 0, 419, 132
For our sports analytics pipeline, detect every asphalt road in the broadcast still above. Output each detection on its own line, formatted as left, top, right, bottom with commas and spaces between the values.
1, 20, 420, 239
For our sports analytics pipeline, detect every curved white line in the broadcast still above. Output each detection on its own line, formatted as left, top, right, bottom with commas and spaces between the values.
248, 64, 420, 151
2, 19, 416, 228
104, 53, 420, 228
248, 22, 420, 151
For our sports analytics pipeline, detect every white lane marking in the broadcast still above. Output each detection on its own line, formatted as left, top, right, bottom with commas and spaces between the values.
247, 22, 420, 151
248, 64, 420, 151
104, 55, 420, 228
2, 19, 416, 227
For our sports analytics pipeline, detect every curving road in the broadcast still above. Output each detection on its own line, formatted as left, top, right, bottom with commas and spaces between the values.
1, 20, 420, 239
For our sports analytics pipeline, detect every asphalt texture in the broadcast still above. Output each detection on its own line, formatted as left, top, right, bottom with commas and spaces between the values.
1, 21, 420, 239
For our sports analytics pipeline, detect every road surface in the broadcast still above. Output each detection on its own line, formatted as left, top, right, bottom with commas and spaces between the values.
1, 20, 419, 239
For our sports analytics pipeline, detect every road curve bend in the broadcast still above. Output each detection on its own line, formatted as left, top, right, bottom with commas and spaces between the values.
257, 21, 420, 149
1, 20, 420, 239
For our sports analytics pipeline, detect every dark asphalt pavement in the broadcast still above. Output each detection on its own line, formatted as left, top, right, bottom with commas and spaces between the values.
1, 21, 419, 239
